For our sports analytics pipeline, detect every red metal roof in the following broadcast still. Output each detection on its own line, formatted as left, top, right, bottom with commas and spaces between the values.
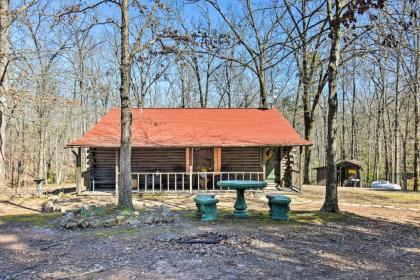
67, 108, 311, 147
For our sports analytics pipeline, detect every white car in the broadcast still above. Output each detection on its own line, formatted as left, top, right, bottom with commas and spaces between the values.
371, 181, 402, 190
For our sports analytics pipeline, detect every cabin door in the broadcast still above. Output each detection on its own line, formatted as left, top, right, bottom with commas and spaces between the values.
193, 147, 213, 172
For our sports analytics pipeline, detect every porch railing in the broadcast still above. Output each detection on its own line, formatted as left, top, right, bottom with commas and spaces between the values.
92, 166, 266, 193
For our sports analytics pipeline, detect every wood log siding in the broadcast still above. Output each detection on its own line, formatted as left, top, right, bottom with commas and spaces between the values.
131, 148, 186, 172
221, 147, 262, 172
88, 148, 186, 171
88, 147, 264, 189
87, 148, 116, 179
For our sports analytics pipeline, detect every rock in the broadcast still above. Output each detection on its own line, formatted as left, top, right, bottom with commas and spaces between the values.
159, 205, 171, 216
155, 232, 176, 242
64, 220, 78, 230
89, 204, 98, 211
60, 212, 78, 228
132, 211, 140, 216
42, 201, 55, 213
116, 215, 125, 225
60, 217, 70, 228
127, 218, 141, 226
89, 219, 103, 228
144, 215, 156, 224
103, 218, 117, 227
79, 219, 90, 229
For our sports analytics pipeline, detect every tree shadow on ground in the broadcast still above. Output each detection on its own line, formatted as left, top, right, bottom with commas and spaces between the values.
44, 187, 76, 195
0, 203, 418, 279
184, 209, 420, 279
0, 200, 41, 213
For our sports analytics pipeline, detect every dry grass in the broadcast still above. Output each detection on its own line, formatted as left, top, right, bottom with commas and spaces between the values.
299, 185, 420, 209
0, 184, 418, 226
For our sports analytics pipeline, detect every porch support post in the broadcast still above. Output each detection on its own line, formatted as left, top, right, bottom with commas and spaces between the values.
115, 148, 119, 196
284, 148, 292, 189
279, 147, 283, 187
76, 147, 82, 195
297, 146, 300, 190
189, 165, 193, 194
263, 164, 266, 180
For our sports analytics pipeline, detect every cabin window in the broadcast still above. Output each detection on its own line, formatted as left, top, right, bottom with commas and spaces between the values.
193, 147, 213, 172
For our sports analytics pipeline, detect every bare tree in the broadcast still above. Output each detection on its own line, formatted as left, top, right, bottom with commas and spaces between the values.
201, 0, 288, 108
0, 0, 38, 188
321, 0, 385, 212
284, 0, 329, 184
59, 0, 163, 208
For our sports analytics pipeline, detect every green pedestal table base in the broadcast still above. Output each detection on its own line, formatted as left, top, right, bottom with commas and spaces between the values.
216, 180, 267, 219
233, 189, 250, 218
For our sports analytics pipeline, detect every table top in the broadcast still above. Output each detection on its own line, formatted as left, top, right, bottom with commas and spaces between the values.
217, 180, 267, 190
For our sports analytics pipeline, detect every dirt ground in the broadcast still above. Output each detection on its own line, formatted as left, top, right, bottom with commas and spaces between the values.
0, 185, 419, 279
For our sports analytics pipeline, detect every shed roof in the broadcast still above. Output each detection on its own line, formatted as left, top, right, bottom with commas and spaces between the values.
67, 108, 311, 148
337, 159, 364, 167
314, 159, 364, 170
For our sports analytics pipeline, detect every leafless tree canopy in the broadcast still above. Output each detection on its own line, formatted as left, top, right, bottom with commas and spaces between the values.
0, 0, 418, 208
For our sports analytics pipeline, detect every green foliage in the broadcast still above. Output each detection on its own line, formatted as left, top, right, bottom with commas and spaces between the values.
92, 206, 106, 217
0, 213, 62, 226
80, 208, 91, 219
47, 172, 56, 184
118, 207, 134, 217
93, 227, 137, 238
289, 211, 354, 225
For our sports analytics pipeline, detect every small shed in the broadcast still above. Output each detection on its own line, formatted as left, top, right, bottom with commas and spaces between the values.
314, 160, 363, 187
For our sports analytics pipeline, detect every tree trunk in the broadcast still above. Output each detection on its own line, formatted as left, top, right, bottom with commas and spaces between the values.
382, 94, 389, 180
258, 69, 267, 108
373, 100, 380, 180
393, 57, 400, 184
413, 28, 419, 191
193, 58, 204, 108
17, 119, 24, 188
225, 64, 232, 108
350, 55, 356, 159
321, 0, 341, 213
118, 0, 133, 210
303, 124, 313, 184
341, 81, 346, 161
0, 0, 9, 189
301, 19, 312, 184
402, 102, 409, 191
302, 68, 313, 184
37, 126, 45, 179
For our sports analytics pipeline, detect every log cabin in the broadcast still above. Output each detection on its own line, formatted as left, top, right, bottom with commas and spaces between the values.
67, 108, 311, 193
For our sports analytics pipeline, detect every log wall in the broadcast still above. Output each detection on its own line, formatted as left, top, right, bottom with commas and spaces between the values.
88, 146, 264, 189
87, 148, 116, 187
131, 148, 185, 172
221, 147, 262, 172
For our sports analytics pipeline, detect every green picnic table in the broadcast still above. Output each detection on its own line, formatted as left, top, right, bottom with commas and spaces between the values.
217, 180, 267, 218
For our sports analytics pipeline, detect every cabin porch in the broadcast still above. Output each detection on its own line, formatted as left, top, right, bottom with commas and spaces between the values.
79, 146, 302, 194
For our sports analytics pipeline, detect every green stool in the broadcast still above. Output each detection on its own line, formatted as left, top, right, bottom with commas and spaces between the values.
194, 194, 219, 222
267, 195, 291, 221
195, 194, 215, 215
